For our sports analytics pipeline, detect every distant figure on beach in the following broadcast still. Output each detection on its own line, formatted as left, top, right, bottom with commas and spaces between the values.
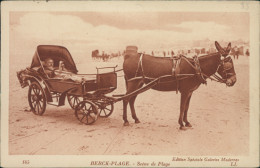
152, 51, 154, 56
195, 49, 200, 55
234, 46, 239, 59
163, 51, 166, 57
245, 49, 250, 57
102, 51, 106, 61
171, 50, 174, 57
231, 48, 235, 59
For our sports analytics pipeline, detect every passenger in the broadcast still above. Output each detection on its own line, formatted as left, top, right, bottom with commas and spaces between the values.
44, 58, 54, 70
43, 58, 86, 82
44, 58, 55, 78
58, 61, 68, 72
55, 61, 81, 81
54, 61, 75, 79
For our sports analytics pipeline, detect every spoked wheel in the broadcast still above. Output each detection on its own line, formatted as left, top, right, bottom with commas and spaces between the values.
67, 94, 83, 109
75, 101, 98, 125
28, 81, 46, 115
95, 99, 114, 118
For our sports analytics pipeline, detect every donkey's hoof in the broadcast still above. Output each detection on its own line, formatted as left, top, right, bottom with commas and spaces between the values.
179, 126, 188, 130
185, 123, 192, 127
135, 119, 141, 124
124, 122, 130, 126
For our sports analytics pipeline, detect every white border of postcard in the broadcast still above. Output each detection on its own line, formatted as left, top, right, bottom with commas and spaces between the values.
1, 1, 259, 167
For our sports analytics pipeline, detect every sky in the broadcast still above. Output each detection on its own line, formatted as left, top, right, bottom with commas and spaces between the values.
10, 12, 249, 62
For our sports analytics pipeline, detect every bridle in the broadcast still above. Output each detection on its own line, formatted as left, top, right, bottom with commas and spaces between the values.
202, 55, 236, 84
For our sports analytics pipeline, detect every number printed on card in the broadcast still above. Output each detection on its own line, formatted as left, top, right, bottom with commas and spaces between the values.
22, 160, 30, 164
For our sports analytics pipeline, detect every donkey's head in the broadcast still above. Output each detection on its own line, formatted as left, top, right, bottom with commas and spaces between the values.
215, 41, 237, 86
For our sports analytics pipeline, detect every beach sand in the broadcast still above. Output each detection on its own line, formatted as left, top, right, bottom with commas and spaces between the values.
9, 56, 249, 155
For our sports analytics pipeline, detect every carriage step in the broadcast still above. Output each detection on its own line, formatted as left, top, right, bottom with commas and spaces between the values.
112, 94, 125, 97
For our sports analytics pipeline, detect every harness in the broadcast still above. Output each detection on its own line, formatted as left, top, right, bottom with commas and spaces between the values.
206, 55, 235, 84
133, 53, 231, 93
172, 56, 181, 93
135, 53, 144, 77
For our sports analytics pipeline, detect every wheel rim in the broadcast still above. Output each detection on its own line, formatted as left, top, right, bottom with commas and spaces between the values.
28, 82, 46, 115
67, 94, 82, 109
97, 101, 114, 118
75, 101, 98, 125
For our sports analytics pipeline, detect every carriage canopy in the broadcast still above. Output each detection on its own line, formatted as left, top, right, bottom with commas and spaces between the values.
31, 45, 78, 73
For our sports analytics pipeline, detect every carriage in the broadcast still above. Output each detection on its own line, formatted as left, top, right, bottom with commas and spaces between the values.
17, 42, 236, 128
17, 45, 117, 125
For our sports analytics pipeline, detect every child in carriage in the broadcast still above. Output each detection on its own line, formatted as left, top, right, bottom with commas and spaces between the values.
44, 58, 90, 82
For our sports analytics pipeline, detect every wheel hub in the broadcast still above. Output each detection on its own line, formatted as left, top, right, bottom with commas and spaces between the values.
32, 95, 38, 101
99, 102, 106, 109
83, 110, 89, 115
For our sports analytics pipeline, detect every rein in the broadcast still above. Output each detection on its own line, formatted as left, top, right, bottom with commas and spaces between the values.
203, 73, 226, 83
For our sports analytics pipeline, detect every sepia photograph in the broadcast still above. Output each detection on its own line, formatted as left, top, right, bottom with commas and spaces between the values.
1, 1, 259, 167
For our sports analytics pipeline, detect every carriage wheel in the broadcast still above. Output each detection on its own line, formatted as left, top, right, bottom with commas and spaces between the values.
28, 81, 46, 115
95, 100, 114, 118
75, 101, 98, 125
67, 94, 82, 109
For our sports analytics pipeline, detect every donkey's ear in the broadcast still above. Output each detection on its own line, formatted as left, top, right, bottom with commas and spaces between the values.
215, 41, 225, 55
215, 41, 222, 51
226, 42, 232, 54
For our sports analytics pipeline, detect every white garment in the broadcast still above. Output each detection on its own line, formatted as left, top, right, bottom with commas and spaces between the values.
54, 71, 95, 82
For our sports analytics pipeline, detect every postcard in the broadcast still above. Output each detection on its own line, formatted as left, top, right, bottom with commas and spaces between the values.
1, 1, 259, 167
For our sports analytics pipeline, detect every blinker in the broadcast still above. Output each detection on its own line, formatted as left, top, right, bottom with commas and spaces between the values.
223, 62, 233, 70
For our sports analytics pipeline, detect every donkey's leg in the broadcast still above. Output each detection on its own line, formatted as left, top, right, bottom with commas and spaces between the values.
123, 79, 143, 126
179, 92, 192, 130
123, 77, 130, 126
129, 95, 140, 123
129, 81, 144, 123
123, 99, 129, 126
183, 92, 193, 127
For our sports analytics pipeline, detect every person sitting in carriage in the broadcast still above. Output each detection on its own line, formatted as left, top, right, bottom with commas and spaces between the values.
44, 58, 69, 77
43, 58, 87, 82
58, 60, 68, 72
43, 58, 56, 78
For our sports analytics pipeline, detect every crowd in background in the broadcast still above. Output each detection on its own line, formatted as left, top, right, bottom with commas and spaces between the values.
91, 45, 250, 62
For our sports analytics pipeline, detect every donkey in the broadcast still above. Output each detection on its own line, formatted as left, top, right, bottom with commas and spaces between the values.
122, 41, 237, 130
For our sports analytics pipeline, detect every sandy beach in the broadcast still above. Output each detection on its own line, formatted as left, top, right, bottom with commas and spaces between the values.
9, 55, 249, 155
